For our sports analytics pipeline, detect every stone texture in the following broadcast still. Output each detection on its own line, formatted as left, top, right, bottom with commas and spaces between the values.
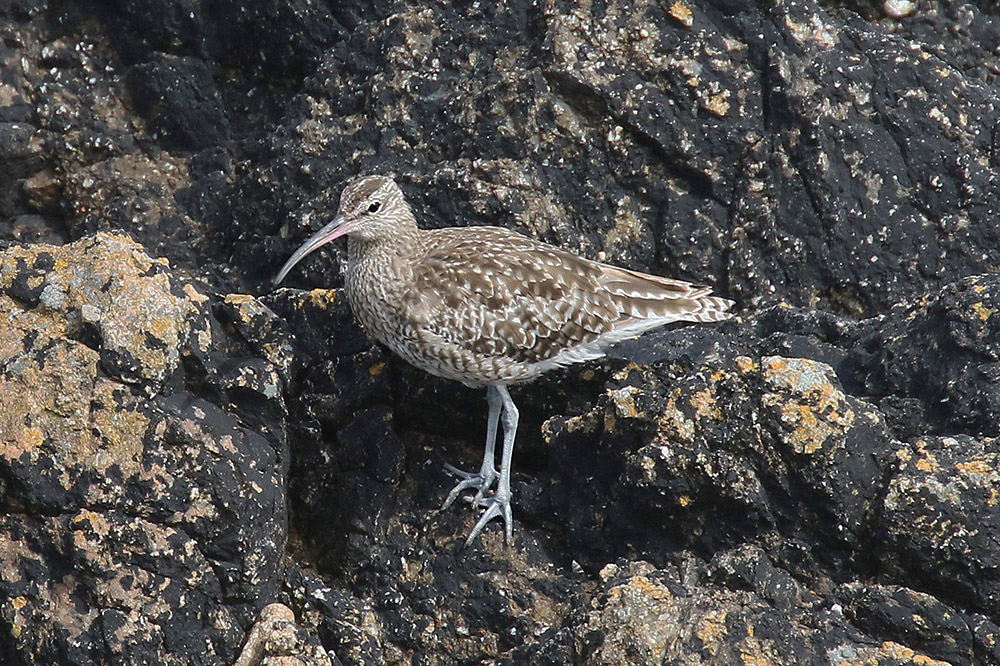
234, 603, 331, 666
0, 234, 288, 665
877, 435, 1000, 618
1, 0, 999, 664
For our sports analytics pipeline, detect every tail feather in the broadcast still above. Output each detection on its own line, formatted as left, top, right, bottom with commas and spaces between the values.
599, 264, 713, 299
527, 263, 734, 376
597, 264, 734, 325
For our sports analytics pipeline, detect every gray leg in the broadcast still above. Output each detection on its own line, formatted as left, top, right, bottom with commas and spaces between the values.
441, 384, 501, 510
464, 384, 517, 546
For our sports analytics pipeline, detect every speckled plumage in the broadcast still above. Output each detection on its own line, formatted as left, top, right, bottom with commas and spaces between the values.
275, 175, 734, 546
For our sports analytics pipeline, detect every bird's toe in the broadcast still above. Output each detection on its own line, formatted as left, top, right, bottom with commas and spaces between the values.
463, 495, 512, 547
441, 464, 498, 510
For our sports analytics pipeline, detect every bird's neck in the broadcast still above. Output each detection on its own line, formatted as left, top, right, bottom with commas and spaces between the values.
345, 218, 422, 278
343, 218, 422, 335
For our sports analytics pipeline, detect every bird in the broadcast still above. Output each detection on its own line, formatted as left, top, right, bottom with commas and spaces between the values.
274, 175, 734, 546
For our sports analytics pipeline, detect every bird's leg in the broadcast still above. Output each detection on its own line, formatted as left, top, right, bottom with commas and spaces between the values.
441, 384, 501, 510
465, 385, 517, 546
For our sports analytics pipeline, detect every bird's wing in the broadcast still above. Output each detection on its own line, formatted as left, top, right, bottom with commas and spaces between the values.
403, 227, 728, 366
403, 227, 618, 364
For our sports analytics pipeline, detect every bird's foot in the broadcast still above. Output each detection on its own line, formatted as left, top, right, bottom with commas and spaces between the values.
464, 494, 513, 547
441, 463, 497, 510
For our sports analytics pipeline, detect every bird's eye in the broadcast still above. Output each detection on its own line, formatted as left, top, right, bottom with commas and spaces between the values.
367, 202, 381, 214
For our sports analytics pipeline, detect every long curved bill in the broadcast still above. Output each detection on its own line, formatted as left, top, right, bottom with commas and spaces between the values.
273, 214, 351, 285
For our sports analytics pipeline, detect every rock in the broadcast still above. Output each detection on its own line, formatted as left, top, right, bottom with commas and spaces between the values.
541, 331, 898, 572
1, 0, 999, 663
851, 274, 1000, 440
876, 435, 1000, 619
234, 603, 332, 666
0, 234, 289, 664
838, 582, 988, 665
126, 56, 231, 151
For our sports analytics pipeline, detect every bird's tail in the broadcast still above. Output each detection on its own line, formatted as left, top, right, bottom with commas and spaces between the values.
598, 264, 734, 324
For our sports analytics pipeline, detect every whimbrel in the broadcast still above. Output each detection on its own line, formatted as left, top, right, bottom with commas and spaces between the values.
275, 175, 734, 546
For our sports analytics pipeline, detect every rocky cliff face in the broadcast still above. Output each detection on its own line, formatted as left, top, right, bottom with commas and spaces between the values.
1, 0, 999, 664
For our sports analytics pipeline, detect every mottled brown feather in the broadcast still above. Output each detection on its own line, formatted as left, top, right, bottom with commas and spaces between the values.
406, 229, 603, 362
320, 176, 734, 387
275, 175, 735, 544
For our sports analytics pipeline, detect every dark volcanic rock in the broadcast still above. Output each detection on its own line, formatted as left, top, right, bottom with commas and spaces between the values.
875, 435, 1000, 618
2, 0, 1000, 664
541, 329, 899, 573
0, 234, 289, 665
838, 582, 995, 666
851, 274, 1000, 439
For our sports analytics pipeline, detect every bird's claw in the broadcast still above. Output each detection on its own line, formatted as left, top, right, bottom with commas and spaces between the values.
441, 463, 497, 510
464, 495, 513, 547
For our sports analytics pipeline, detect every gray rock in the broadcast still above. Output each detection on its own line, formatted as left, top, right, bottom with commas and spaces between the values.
1, 0, 999, 663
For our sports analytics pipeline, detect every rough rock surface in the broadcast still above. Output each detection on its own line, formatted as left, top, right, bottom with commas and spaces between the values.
2, 0, 999, 664
0, 234, 290, 664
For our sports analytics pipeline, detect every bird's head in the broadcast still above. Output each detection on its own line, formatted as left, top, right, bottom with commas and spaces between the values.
274, 175, 413, 284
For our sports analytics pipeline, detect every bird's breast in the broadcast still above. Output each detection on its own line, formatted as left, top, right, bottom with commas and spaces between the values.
344, 253, 406, 342
341, 248, 542, 385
